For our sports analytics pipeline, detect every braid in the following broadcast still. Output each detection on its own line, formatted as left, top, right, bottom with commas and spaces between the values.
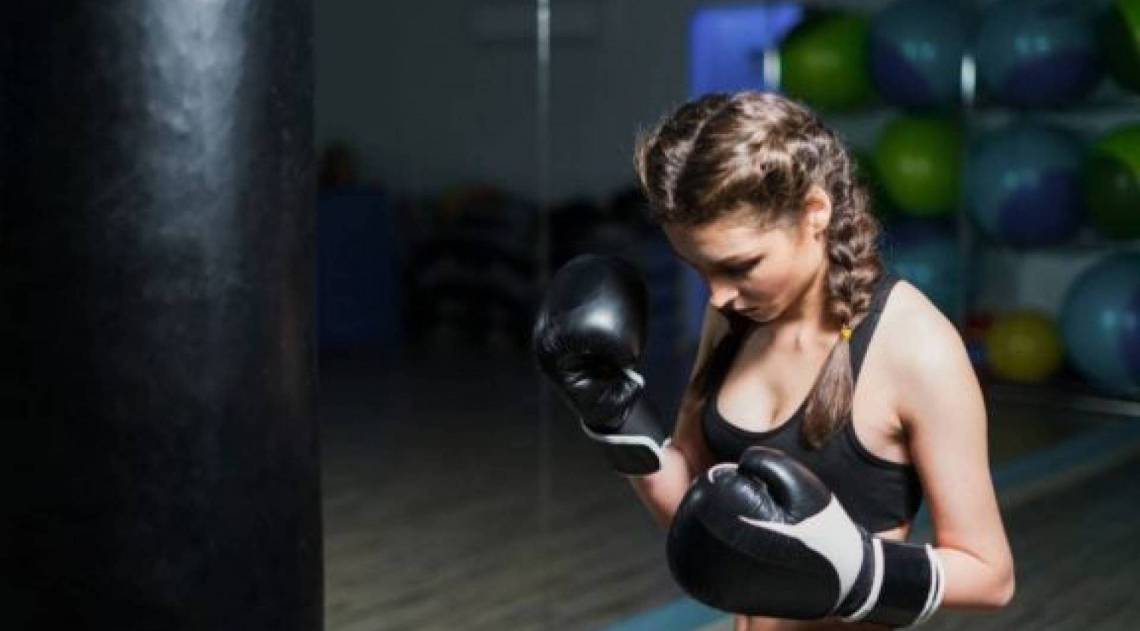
634, 94, 734, 219
825, 175, 882, 328
803, 148, 883, 448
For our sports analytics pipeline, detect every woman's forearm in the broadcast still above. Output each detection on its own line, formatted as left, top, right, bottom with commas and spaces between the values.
627, 445, 695, 530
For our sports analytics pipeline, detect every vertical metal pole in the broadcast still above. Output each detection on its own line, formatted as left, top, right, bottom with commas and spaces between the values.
535, 0, 554, 627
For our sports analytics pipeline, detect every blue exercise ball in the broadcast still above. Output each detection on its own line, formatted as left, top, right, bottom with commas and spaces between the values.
975, 0, 1103, 107
881, 217, 961, 318
1059, 253, 1140, 398
869, 0, 973, 108
963, 123, 1085, 246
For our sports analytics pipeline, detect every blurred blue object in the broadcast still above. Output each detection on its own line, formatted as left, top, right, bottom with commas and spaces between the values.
869, 0, 974, 108
689, 4, 803, 97
317, 187, 401, 352
1060, 253, 1140, 398
963, 123, 1086, 247
881, 217, 962, 319
975, 0, 1103, 107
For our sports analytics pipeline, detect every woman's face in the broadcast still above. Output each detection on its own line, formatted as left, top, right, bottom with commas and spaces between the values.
663, 189, 831, 324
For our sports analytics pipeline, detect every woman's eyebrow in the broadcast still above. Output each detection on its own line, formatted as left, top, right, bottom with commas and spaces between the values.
673, 251, 757, 268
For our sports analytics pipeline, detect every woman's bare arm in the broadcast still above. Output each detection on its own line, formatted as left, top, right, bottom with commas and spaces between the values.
891, 284, 1016, 609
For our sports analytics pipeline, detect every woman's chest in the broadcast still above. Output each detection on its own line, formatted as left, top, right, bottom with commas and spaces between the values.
715, 331, 909, 465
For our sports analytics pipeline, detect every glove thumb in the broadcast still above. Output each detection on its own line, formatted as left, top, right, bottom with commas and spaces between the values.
738, 447, 832, 523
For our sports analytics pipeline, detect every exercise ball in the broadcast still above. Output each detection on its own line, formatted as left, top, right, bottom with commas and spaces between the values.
882, 217, 961, 318
868, 0, 973, 108
1100, 0, 1140, 93
1084, 124, 1140, 239
975, 0, 1103, 107
873, 116, 962, 217
779, 12, 874, 111
1059, 253, 1140, 398
963, 123, 1085, 247
985, 310, 1064, 384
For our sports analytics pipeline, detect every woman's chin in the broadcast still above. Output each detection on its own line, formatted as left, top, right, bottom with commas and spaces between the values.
739, 307, 771, 322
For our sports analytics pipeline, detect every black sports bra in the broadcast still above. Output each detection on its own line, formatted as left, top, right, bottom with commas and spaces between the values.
701, 273, 923, 532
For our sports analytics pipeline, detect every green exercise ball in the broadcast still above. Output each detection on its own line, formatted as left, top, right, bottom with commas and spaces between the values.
779, 12, 874, 111
873, 116, 962, 217
1084, 124, 1140, 239
1101, 0, 1140, 93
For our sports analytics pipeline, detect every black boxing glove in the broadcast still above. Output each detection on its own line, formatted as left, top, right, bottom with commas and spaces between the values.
533, 254, 670, 475
668, 447, 944, 627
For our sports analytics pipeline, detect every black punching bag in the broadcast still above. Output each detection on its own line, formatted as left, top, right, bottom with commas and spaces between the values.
1, 2, 321, 630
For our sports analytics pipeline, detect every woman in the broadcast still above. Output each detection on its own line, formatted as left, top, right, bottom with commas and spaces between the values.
629, 91, 1014, 630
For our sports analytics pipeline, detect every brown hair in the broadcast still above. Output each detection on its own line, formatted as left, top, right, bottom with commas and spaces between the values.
633, 91, 882, 448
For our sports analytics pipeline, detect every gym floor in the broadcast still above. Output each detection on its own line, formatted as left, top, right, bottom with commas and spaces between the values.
319, 347, 1140, 631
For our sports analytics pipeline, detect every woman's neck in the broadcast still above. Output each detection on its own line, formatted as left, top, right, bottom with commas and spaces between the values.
765, 263, 838, 347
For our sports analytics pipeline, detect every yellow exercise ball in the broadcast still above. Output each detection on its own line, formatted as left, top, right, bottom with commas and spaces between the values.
984, 310, 1064, 384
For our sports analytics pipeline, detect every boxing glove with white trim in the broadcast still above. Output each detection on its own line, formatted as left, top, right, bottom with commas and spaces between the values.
668, 446, 944, 627
533, 254, 670, 476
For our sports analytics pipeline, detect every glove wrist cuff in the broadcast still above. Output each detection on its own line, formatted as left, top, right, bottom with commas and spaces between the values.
840, 539, 945, 628
579, 397, 668, 476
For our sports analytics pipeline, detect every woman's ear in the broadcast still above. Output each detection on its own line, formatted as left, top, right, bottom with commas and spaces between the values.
801, 185, 833, 239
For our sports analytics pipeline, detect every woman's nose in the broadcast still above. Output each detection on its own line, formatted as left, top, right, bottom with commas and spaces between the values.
707, 280, 738, 310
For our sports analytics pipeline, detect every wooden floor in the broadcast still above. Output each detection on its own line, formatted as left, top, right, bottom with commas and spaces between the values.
319, 348, 1139, 631
320, 348, 681, 631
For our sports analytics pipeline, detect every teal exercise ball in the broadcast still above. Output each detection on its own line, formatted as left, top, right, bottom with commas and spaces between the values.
963, 123, 1085, 247
1059, 253, 1140, 398
868, 0, 974, 108
975, 0, 1103, 106
882, 217, 961, 318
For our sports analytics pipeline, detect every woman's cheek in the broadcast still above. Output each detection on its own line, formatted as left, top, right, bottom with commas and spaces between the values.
739, 279, 770, 304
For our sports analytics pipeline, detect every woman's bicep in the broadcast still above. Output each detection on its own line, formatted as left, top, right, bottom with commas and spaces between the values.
672, 304, 728, 475
670, 389, 714, 481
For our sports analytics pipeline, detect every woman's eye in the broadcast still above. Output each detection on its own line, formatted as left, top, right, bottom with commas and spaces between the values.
726, 260, 757, 276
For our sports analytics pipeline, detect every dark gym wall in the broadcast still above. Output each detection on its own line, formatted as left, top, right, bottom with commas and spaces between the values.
314, 0, 701, 200
2, 2, 321, 629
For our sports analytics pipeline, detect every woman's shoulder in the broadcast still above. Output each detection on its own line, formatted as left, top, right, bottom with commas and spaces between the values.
876, 278, 975, 398
878, 278, 937, 324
